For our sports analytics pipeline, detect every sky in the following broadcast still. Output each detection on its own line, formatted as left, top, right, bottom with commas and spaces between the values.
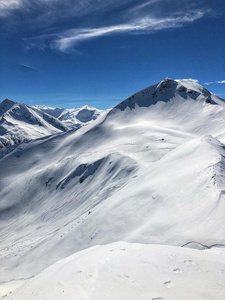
0, 0, 225, 109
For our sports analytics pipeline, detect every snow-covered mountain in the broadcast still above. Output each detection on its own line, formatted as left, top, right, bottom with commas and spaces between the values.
0, 99, 68, 148
0, 99, 104, 152
32, 105, 65, 119
1, 78, 225, 299
34, 105, 104, 128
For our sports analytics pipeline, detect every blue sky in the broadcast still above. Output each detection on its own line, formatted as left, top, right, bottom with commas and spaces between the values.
0, 0, 225, 109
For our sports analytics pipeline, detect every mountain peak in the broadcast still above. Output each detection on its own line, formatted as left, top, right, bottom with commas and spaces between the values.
0, 98, 16, 117
155, 77, 178, 92
159, 77, 175, 84
113, 78, 179, 111
113, 78, 225, 111
2, 98, 15, 104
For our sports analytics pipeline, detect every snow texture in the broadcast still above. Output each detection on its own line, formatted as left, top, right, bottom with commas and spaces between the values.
2, 242, 225, 300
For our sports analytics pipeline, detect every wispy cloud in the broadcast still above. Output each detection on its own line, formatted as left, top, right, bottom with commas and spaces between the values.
50, 10, 207, 52
204, 80, 225, 85
1, 0, 214, 53
0, 0, 133, 21
177, 78, 199, 83
0, 0, 21, 17
19, 64, 40, 71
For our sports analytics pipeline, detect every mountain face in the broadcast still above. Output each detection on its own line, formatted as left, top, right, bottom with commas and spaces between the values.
1, 78, 225, 299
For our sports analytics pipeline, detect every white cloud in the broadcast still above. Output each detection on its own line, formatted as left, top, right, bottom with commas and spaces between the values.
0, 0, 21, 16
51, 10, 206, 52
3, 0, 212, 53
0, 0, 134, 19
128, 0, 161, 13
204, 80, 225, 85
216, 80, 225, 84
180, 78, 199, 83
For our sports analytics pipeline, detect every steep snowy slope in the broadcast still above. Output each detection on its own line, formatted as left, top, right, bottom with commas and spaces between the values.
0, 78, 225, 290
3, 242, 225, 300
35, 105, 104, 128
0, 99, 68, 148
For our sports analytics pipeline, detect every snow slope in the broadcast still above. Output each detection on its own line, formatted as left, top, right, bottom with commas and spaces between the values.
2, 242, 225, 300
34, 105, 104, 129
0, 78, 225, 296
0, 99, 68, 148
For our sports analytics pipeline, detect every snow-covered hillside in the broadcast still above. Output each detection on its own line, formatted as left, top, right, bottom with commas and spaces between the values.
2, 242, 225, 300
0, 99, 68, 148
0, 78, 225, 299
34, 105, 104, 128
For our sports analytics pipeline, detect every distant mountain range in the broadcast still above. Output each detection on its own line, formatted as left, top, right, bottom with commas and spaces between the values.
34, 105, 103, 128
0, 99, 103, 149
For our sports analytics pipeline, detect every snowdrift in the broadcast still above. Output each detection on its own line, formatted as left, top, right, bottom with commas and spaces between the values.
2, 242, 225, 300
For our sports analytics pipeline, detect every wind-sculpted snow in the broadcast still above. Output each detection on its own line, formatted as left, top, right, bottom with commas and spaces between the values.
0, 78, 225, 297
56, 157, 114, 189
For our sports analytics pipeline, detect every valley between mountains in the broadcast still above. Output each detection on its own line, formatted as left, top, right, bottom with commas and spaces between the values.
0, 78, 225, 299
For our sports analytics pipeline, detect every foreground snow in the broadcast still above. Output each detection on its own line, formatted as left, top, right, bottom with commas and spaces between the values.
1, 242, 225, 300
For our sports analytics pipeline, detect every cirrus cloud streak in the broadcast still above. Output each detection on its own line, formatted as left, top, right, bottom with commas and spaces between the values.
51, 10, 208, 52
2, 0, 213, 54
205, 80, 225, 85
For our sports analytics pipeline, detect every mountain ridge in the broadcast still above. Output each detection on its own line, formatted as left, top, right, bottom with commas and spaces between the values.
113, 78, 225, 111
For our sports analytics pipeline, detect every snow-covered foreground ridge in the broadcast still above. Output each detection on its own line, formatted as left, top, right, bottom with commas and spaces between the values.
1, 78, 225, 298
3, 242, 225, 300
